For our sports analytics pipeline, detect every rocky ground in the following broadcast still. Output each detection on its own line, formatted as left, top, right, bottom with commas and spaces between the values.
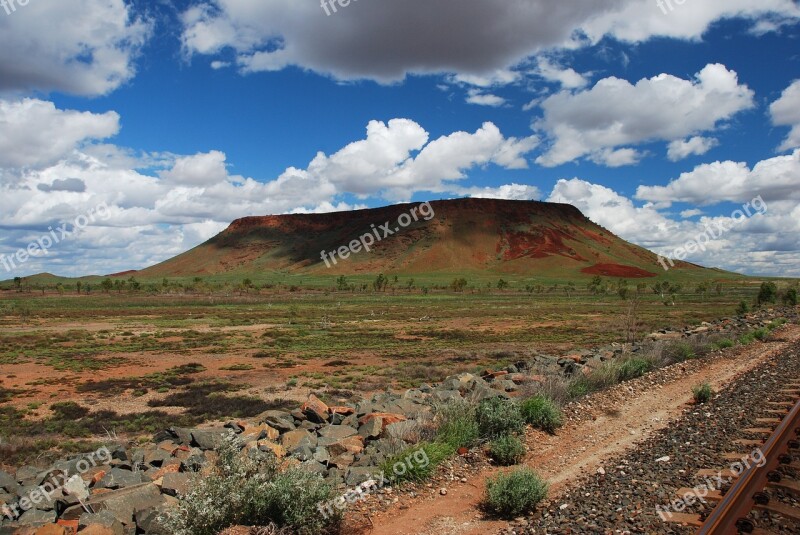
0, 308, 795, 534
515, 334, 800, 534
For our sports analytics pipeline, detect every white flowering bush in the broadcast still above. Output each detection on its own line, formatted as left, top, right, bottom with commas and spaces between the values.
162, 434, 340, 535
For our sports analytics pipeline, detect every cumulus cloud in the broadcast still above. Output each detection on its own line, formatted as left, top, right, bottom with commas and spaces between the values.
453, 70, 521, 88
0, 0, 150, 96
464, 183, 541, 201
307, 120, 538, 200
535, 64, 754, 167
465, 89, 506, 107
548, 177, 800, 276
0, 99, 120, 169
667, 136, 719, 161
636, 150, 800, 205
770, 80, 800, 151
581, 0, 800, 44
588, 148, 644, 168
37, 178, 86, 193
178, 1, 799, 83
0, 99, 539, 275
534, 58, 588, 89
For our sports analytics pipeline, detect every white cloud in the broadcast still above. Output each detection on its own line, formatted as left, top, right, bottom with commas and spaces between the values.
548, 177, 800, 276
465, 89, 506, 107
535, 58, 588, 89
160, 151, 231, 187
178, 1, 799, 84
464, 183, 541, 201
0, 0, 150, 96
0, 100, 540, 275
680, 209, 704, 218
667, 136, 719, 161
580, 0, 800, 45
0, 99, 120, 169
770, 80, 800, 151
636, 150, 800, 205
453, 70, 521, 88
535, 64, 754, 167
588, 148, 644, 167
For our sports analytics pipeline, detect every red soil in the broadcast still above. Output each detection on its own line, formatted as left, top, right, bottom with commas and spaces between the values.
581, 263, 657, 278
499, 228, 586, 261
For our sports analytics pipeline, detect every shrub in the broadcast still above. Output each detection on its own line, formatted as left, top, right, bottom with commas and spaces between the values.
520, 395, 563, 434
566, 377, 590, 399
753, 327, 770, 341
767, 318, 786, 331
435, 400, 479, 450
735, 300, 750, 316
666, 342, 696, 363
692, 383, 713, 404
382, 442, 454, 484
585, 361, 622, 390
484, 467, 548, 518
161, 435, 338, 535
739, 332, 756, 345
712, 338, 735, 350
489, 434, 526, 466
783, 289, 798, 307
617, 357, 653, 382
476, 398, 524, 439
521, 374, 572, 406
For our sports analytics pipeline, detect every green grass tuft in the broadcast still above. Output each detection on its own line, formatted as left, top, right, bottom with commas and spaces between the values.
520, 395, 563, 434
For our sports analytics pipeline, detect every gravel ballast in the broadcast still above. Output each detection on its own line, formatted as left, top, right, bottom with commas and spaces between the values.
516, 332, 800, 534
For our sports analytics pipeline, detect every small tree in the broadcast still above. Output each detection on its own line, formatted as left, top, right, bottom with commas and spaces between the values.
564, 281, 576, 298
783, 288, 798, 307
450, 278, 468, 292
695, 282, 709, 301
622, 292, 641, 343
76, 281, 82, 294
335, 275, 349, 291
588, 276, 603, 294
127, 277, 141, 292
13, 277, 21, 289
100, 278, 113, 294
757, 282, 778, 306
373, 273, 388, 292
497, 279, 509, 291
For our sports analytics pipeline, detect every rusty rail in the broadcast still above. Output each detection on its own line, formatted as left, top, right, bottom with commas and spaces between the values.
697, 395, 800, 534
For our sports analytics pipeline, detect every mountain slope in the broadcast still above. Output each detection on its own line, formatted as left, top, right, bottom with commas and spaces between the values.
137, 198, 702, 278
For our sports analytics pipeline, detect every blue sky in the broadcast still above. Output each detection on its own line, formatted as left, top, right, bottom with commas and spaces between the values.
1, 0, 799, 277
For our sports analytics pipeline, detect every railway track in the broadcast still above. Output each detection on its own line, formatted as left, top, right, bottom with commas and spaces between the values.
662, 382, 800, 534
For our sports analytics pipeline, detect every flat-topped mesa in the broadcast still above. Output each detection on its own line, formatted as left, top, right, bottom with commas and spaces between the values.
136, 198, 703, 278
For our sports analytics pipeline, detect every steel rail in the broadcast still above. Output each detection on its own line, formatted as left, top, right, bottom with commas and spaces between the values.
697, 397, 800, 534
